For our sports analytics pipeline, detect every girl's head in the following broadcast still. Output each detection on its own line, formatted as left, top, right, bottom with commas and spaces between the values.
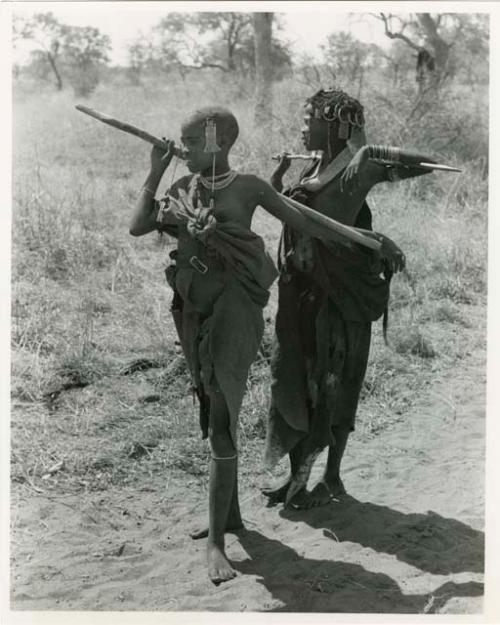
302, 88, 365, 154
181, 107, 239, 173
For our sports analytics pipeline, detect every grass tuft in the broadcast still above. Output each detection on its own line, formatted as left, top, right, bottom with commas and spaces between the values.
393, 328, 437, 359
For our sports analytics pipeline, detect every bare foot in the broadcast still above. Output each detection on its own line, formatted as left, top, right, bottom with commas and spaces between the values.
283, 453, 318, 508
325, 476, 346, 498
207, 543, 237, 585
304, 482, 335, 508
286, 479, 346, 510
286, 487, 310, 510
261, 475, 291, 503
190, 519, 244, 540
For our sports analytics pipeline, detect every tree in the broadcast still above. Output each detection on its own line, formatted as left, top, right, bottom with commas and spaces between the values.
59, 25, 111, 96
374, 13, 488, 90
127, 39, 157, 83
449, 14, 489, 84
13, 12, 64, 90
13, 12, 111, 95
380, 40, 417, 87
253, 12, 273, 125
152, 12, 253, 73
321, 32, 378, 97
127, 12, 291, 79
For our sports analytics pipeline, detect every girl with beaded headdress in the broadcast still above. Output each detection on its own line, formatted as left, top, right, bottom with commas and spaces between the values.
264, 88, 438, 509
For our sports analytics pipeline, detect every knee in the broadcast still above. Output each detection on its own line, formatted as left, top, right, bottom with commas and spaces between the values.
208, 411, 234, 458
208, 390, 236, 457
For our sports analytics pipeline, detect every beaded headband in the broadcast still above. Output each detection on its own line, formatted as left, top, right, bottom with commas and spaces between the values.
306, 89, 365, 139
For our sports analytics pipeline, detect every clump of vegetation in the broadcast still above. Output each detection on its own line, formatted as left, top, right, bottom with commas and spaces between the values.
393, 328, 436, 359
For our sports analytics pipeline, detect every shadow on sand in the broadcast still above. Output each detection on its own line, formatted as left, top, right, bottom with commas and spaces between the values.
278, 495, 484, 575
234, 528, 483, 613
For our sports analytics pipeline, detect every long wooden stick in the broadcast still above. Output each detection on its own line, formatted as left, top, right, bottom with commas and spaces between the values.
281, 194, 382, 252
75, 104, 186, 159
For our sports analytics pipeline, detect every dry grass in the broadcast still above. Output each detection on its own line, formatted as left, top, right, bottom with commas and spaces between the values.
11, 72, 487, 496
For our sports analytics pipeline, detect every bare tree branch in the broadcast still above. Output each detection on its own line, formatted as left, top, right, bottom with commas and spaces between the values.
378, 12, 422, 52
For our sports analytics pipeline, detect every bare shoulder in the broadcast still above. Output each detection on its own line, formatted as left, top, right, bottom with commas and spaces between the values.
234, 173, 270, 203
235, 172, 266, 190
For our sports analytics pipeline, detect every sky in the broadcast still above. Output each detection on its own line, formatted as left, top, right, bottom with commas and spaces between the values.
11, 2, 392, 66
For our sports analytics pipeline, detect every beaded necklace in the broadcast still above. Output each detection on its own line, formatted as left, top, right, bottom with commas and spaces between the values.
200, 117, 239, 209
199, 169, 238, 191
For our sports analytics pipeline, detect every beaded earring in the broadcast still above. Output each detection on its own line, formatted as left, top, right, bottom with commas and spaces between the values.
337, 106, 350, 140
338, 121, 350, 140
204, 117, 220, 153
203, 117, 220, 211
326, 124, 332, 160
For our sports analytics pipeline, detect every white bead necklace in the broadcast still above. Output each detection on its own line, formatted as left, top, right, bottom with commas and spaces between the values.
198, 169, 238, 191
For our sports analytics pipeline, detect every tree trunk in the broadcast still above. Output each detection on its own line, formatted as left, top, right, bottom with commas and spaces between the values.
378, 12, 452, 91
46, 51, 63, 90
357, 66, 364, 100
252, 13, 273, 127
416, 14, 451, 85
393, 63, 399, 86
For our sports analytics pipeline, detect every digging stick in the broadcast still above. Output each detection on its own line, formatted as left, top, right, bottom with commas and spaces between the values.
280, 194, 382, 252
75, 104, 185, 158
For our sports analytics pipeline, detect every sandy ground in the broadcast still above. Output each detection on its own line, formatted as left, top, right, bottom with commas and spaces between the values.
10, 334, 485, 616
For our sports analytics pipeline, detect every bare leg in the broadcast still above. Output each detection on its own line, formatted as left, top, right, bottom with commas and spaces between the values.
207, 456, 238, 584
261, 440, 307, 503
190, 471, 243, 539
307, 321, 370, 507
323, 424, 349, 494
205, 392, 238, 584
284, 447, 323, 508
307, 425, 349, 508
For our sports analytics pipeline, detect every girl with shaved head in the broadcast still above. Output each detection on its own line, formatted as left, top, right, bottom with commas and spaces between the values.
129, 104, 413, 583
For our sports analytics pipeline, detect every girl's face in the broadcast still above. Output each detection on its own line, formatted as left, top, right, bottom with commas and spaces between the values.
301, 104, 328, 152
181, 121, 215, 173
302, 102, 350, 153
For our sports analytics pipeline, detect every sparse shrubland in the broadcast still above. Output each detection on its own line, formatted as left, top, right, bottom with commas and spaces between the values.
11, 66, 487, 499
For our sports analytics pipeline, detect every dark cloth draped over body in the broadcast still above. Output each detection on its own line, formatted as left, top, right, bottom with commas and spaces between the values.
159, 192, 278, 448
265, 184, 390, 468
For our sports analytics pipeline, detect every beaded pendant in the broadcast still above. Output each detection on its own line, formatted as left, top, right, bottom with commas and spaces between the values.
204, 118, 220, 153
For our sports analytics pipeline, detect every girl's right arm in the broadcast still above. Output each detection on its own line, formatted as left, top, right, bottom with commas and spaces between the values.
129, 142, 175, 236
270, 153, 291, 192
